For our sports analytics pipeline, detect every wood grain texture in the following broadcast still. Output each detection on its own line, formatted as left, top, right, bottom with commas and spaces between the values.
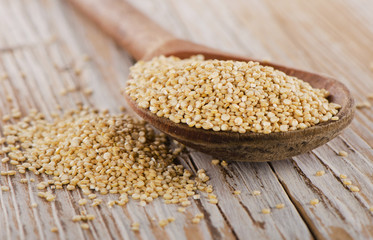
0, 0, 373, 239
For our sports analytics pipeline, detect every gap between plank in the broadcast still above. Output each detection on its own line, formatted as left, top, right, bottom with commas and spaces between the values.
268, 161, 319, 240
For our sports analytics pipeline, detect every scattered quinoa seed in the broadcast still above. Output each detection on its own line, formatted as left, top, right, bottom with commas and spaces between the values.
0, 158, 9, 164
356, 101, 371, 109
51, 227, 58, 233
131, 222, 140, 231
0, 107, 216, 224
81, 223, 89, 230
86, 214, 95, 221
20, 178, 28, 184
78, 199, 88, 206
209, 198, 218, 204
159, 219, 169, 227
1, 186, 10, 192
252, 190, 261, 196
221, 161, 228, 167
276, 203, 285, 209
46, 193, 56, 202
31, 203, 38, 208
91, 199, 103, 207
233, 190, 241, 195
192, 217, 201, 224
38, 192, 46, 198
315, 170, 325, 176
342, 180, 352, 185
178, 207, 186, 213
7, 170, 16, 176
2, 115, 10, 121
108, 200, 116, 208
338, 151, 348, 157
206, 186, 214, 193
181, 200, 192, 207
88, 194, 97, 200
350, 186, 360, 192
72, 215, 82, 222
310, 199, 320, 205
6, 95, 12, 102
193, 194, 200, 200
261, 208, 271, 214
82, 189, 91, 196
60, 89, 67, 96
82, 54, 91, 62
211, 159, 220, 165
208, 194, 217, 199
37, 182, 47, 190
83, 88, 93, 96
74, 67, 82, 76
340, 174, 347, 179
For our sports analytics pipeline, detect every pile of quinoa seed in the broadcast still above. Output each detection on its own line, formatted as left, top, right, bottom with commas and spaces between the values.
126, 55, 341, 134
0, 107, 212, 208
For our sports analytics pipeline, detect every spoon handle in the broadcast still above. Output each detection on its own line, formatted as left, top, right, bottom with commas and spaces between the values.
68, 0, 177, 60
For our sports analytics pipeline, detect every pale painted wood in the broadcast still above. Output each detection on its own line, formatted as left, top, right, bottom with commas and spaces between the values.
1, 0, 373, 239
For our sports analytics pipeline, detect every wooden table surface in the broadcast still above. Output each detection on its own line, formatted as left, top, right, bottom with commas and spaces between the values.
1, 0, 373, 239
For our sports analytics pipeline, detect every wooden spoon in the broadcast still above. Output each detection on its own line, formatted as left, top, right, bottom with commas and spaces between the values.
69, 0, 354, 162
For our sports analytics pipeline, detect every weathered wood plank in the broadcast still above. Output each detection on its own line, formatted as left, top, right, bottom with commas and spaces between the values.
188, 152, 313, 240
1, 0, 373, 239
272, 156, 372, 240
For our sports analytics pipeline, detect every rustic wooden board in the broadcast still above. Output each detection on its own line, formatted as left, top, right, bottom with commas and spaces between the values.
1, 0, 373, 239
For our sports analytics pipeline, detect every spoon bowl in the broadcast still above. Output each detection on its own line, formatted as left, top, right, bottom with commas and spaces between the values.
124, 56, 354, 161
70, 0, 355, 161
